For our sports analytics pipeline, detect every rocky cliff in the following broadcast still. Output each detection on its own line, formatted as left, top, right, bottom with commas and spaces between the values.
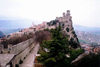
47, 10, 80, 48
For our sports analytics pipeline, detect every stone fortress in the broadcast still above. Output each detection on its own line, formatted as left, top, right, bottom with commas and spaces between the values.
47, 10, 79, 48
0, 10, 80, 67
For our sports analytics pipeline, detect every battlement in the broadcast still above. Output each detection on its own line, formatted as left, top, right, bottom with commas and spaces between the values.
47, 10, 80, 48
56, 10, 72, 22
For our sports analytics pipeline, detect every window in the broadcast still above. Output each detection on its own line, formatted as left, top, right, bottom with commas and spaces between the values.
66, 28, 69, 32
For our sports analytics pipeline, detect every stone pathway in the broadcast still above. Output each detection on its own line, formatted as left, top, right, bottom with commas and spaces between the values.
0, 54, 15, 67
20, 44, 40, 67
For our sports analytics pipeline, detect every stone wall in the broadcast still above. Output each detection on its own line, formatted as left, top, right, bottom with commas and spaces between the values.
0, 38, 35, 67
10, 38, 34, 54
10, 42, 35, 67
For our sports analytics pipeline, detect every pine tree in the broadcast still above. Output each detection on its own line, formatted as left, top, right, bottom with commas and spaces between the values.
37, 27, 83, 67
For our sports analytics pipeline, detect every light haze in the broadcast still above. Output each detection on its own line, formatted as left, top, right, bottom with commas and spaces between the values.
0, 0, 99, 27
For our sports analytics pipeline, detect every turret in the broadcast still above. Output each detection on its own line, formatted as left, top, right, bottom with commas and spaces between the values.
63, 12, 66, 17
66, 10, 70, 16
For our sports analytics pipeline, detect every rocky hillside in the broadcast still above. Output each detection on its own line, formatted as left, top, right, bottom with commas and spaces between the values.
47, 10, 80, 48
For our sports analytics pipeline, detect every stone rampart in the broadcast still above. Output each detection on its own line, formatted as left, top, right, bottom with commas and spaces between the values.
0, 38, 35, 67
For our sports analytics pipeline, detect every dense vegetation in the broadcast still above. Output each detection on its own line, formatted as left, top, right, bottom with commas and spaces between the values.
37, 27, 84, 67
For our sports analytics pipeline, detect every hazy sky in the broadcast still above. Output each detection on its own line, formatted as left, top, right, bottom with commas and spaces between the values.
0, 0, 100, 27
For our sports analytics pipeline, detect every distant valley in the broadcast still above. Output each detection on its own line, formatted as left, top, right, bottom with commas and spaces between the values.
76, 30, 100, 45
0, 28, 22, 35
74, 25, 100, 35
0, 19, 32, 35
74, 25, 100, 45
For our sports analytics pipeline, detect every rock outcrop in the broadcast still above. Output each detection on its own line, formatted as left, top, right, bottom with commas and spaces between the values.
47, 10, 80, 48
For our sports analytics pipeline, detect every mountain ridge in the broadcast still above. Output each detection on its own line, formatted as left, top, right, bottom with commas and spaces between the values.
0, 31, 5, 38
74, 25, 100, 35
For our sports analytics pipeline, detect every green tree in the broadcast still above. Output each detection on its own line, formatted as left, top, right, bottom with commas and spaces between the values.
38, 27, 83, 67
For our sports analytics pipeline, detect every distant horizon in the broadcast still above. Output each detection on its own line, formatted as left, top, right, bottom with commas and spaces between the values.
0, 18, 100, 29
0, 18, 100, 35
0, 17, 100, 28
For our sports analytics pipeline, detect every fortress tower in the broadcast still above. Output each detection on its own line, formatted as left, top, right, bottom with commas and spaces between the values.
66, 10, 70, 16
47, 10, 80, 48
63, 12, 66, 17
